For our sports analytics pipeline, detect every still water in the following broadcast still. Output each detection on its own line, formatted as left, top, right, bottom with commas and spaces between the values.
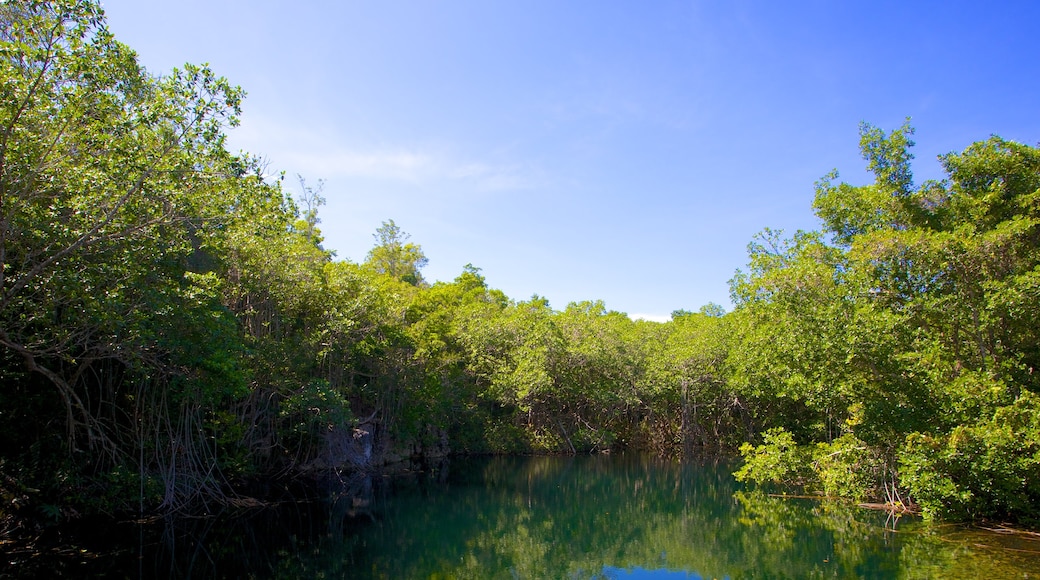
12, 454, 1040, 578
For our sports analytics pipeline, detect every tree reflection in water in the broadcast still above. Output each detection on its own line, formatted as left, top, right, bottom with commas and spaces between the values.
283, 454, 1040, 579
8, 454, 1039, 578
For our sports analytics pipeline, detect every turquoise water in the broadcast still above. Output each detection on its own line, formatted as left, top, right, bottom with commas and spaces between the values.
306, 454, 1039, 579
9, 454, 1039, 578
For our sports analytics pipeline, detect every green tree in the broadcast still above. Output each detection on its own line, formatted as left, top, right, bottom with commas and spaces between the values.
294, 173, 326, 245
0, 0, 244, 451
735, 122, 1040, 520
643, 309, 739, 453
365, 219, 428, 286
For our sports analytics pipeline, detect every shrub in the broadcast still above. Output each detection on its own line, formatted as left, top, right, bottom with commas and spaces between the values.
900, 390, 1040, 524
735, 428, 816, 489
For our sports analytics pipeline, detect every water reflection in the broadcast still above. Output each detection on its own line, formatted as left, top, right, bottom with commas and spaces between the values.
282, 454, 1040, 579
8, 454, 1040, 578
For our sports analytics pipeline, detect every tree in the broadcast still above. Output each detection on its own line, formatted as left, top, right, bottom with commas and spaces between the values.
734, 123, 1040, 520
294, 174, 326, 245
365, 219, 428, 285
0, 0, 245, 452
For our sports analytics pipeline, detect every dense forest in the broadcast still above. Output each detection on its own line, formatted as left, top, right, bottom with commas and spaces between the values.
2, 0, 1038, 533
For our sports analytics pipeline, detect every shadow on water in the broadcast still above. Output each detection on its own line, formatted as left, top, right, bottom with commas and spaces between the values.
4, 454, 1039, 578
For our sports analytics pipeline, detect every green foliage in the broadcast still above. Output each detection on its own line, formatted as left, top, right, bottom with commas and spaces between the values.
481, 419, 533, 454
734, 428, 815, 489
900, 391, 1040, 524
365, 219, 429, 286
280, 379, 353, 440
736, 431, 886, 502
728, 120, 1040, 525
811, 434, 885, 502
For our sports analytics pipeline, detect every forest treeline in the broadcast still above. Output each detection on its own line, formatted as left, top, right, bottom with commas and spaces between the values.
2, 1, 1038, 528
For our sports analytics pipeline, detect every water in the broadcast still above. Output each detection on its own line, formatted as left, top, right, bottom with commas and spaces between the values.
7, 454, 1039, 578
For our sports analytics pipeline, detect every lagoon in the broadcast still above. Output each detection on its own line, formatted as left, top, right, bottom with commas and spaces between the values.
11, 454, 1039, 578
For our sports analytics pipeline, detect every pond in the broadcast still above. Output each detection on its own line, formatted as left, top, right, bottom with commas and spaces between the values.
9, 454, 1040, 578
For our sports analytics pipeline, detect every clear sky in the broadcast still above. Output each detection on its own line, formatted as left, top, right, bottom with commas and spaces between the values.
100, 0, 1040, 321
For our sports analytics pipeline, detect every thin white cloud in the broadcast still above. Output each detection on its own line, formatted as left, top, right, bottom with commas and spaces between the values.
446, 162, 536, 192
288, 148, 539, 193
227, 113, 541, 192
284, 149, 433, 181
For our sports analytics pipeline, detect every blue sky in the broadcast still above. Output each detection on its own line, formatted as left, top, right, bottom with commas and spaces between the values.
100, 1, 1040, 321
